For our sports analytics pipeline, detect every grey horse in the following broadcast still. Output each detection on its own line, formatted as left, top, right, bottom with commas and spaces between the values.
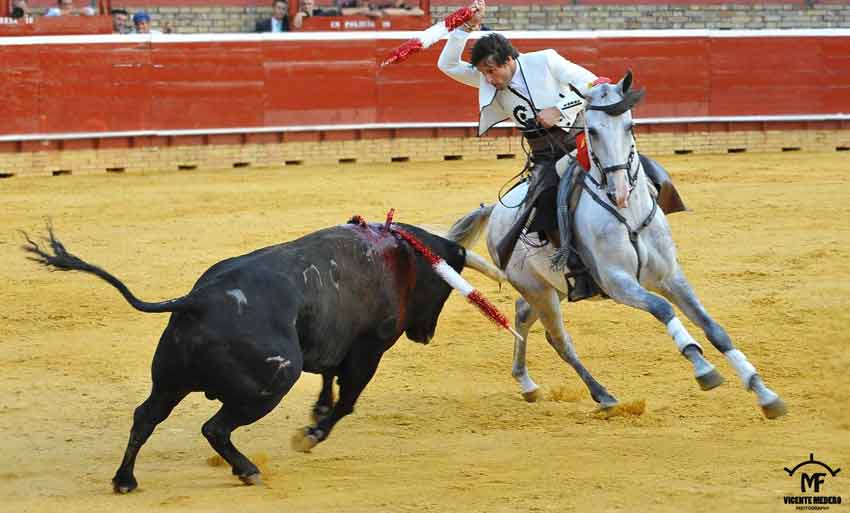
447, 72, 787, 419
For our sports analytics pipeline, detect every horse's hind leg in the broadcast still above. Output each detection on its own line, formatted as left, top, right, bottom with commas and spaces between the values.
601, 270, 724, 389
513, 297, 542, 402
525, 288, 618, 408
658, 269, 787, 419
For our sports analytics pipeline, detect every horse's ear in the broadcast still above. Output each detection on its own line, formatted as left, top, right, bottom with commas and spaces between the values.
619, 70, 633, 94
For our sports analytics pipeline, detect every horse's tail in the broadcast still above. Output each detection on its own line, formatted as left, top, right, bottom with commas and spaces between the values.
446, 203, 494, 249
22, 226, 196, 314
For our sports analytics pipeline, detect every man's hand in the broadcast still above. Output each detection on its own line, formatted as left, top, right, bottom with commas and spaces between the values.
536, 107, 562, 129
467, 0, 485, 28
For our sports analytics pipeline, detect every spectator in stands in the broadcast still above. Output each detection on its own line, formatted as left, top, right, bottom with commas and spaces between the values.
378, 0, 423, 16
292, 0, 338, 28
79, 5, 95, 15
44, 0, 76, 16
111, 8, 132, 33
10, 0, 30, 18
256, 0, 290, 32
133, 11, 163, 34
336, 0, 381, 18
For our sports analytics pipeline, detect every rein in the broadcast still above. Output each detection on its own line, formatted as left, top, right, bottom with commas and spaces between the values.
580, 167, 658, 281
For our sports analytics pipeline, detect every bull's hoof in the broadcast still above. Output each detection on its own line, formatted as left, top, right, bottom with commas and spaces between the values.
521, 388, 542, 403
761, 397, 788, 419
239, 472, 263, 486
290, 428, 319, 453
696, 368, 725, 391
311, 405, 332, 424
112, 476, 138, 494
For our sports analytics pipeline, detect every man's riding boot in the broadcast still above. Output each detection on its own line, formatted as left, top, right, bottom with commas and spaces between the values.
565, 253, 598, 302
545, 228, 597, 302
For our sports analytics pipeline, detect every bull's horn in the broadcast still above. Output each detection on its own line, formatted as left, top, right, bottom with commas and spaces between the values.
465, 250, 505, 284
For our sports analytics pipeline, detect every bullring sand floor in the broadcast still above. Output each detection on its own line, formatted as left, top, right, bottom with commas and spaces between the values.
1, 151, 849, 513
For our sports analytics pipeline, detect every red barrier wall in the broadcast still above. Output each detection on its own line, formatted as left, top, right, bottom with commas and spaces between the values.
1, 31, 849, 137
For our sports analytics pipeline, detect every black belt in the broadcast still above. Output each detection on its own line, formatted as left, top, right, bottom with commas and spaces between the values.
525, 128, 573, 156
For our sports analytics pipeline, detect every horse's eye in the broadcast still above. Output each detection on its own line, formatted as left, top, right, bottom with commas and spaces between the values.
588, 127, 598, 138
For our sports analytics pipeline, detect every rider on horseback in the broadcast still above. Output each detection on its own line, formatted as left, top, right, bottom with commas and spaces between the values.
438, 0, 686, 301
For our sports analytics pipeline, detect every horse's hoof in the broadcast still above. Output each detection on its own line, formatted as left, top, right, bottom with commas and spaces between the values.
594, 399, 645, 419
761, 397, 788, 419
696, 368, 725, 391
290, 428, 319, 453
595, 399, 619, 410
239, 472, 263, 486
521, 388, 542, 403
591, 389, 619, 409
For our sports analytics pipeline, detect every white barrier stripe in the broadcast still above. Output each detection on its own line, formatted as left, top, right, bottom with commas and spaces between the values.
2, 28, 849, 46
2, 114, 848, 142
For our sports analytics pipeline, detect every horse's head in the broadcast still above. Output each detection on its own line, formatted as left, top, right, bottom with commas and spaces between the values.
583, 71, 645, 209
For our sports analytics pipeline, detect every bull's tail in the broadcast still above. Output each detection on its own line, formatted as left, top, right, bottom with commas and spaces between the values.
446, 203, 494, 249
22, 225, 195, 314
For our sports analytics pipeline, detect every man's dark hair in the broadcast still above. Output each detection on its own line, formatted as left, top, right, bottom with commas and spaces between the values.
470, 33, 518, 67
110, 8, 129, 15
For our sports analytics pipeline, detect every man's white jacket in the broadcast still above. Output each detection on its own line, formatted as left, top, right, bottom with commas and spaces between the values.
437, 29, 597, 136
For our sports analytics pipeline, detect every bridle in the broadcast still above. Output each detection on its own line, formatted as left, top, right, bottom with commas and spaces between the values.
586, 133, 638, 203
578, 84, 658, 281
582, 89, 644, 201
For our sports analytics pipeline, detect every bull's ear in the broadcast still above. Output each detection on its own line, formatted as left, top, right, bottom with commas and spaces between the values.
619, 70, 633, 94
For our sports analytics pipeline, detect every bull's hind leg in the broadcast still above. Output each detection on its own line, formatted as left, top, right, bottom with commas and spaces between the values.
203, 338, 304, 484
658, 269, 787, 419
513, 297, 542, 402
113, 387, 189, 493
202, 396, 285, 485
292, 342, 384, 453
524, 287, 618, 408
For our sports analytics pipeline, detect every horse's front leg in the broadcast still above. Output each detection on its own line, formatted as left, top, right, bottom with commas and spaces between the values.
599, 269, 725, 390
523, 287, 618, 409
658, 269, 787, 419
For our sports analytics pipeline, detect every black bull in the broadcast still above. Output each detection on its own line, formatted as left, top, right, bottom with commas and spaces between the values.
24, 221, 498, 493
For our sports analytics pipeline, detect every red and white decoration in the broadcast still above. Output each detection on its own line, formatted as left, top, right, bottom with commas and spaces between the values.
380, 5, 476, 67
391, 225, 522, 340
353, 210, 522, 341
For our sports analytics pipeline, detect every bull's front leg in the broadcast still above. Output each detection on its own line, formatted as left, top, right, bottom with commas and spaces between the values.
311, 371, 336, 423
292, 344, 385, 452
